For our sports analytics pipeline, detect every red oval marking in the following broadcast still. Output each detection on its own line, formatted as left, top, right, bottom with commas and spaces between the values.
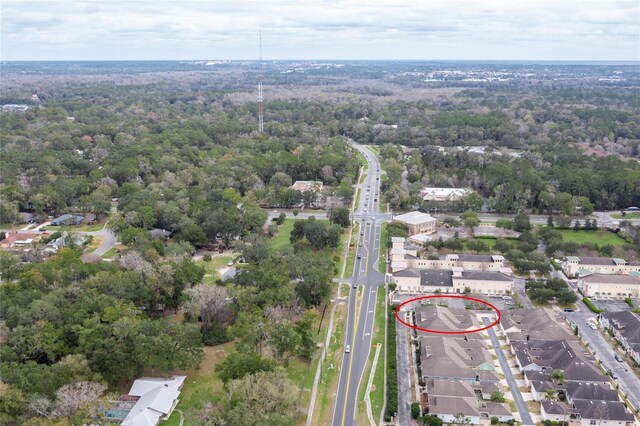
394, 295, 501, 334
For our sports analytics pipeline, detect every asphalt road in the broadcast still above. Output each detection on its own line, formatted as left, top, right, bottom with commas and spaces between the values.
332, 142, 386, 426
551, 266, 640, 412
483, 317, 534, 425
565, 309, 640, 412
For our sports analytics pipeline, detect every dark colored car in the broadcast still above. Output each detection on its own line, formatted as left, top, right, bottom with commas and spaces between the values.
563, 308, 574, 312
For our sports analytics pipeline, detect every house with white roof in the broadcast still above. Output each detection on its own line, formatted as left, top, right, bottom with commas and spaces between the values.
120, 376, 186, 426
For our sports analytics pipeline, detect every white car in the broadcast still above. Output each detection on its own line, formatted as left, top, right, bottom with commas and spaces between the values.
227, 261, 234, 266
345, 345, 351, 353
588, 323, 597, 330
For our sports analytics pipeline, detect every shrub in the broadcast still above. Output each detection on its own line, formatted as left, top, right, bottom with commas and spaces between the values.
583, 297, 605, 313
385, 310, 398, 421
491, 416, 499, 425
202, 253, 212, 262
411, 402, 421, 419
201, 321, 230, 345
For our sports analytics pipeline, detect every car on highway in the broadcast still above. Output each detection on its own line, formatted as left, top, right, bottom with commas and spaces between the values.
615, 354, 624, 362
358, 242, 362, 247
360, 231, 364, 235
345, 345, 351, 353
357, 254, 362, 259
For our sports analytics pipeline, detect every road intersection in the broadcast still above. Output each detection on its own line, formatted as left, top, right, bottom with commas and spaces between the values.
332, 143, 387, 426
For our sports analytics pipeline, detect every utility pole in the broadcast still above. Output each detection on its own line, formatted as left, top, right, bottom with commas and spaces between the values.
257, 30, 264, 133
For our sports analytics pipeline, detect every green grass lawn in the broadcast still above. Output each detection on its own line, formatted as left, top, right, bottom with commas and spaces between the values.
270, 219, 295, 249
345, 223, 359, 277
557, 229, 628, 246
0, 223, 26, 230
357, 286, 387, 423
379, 223, 388, 273
612, 212, 640, 219
101, 246, 118, 258
84, 236, 103, 253
197, 255, 235, 283
160, 342, 234, 426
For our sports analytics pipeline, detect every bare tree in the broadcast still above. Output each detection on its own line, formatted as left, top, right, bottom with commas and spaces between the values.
184, 284, 229, 323
52, 381, 107, 418
28, 396, 53, 418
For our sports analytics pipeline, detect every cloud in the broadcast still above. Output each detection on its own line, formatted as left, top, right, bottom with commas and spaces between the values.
1, 0, 638, 60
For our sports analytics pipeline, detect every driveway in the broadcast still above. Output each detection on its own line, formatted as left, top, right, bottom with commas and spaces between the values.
84, 225, 117, 256
483, 317, 534, 425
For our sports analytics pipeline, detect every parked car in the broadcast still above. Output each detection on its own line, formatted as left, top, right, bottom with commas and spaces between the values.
608, 369, 617, 379
588, 323, 597, 330
615, 354, 624, 362
227, 261, 234, 266
563, 308, 574, 312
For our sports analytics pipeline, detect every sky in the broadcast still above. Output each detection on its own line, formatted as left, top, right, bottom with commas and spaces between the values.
2, 0, 639, 61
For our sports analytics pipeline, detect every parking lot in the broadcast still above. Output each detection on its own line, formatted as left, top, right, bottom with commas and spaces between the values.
589, 299, 632, 312
391, 292, 511, 312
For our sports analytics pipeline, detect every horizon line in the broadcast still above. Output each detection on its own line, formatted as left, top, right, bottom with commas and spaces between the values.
3, 58, 639, 63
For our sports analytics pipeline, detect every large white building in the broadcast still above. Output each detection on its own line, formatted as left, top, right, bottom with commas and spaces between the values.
420, 187, 472, 202
562, 256, 640, 277
578, 273, 640, 299
392, 267, 513, 295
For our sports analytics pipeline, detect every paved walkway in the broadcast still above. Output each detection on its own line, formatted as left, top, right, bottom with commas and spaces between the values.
483, 317, 533, 425
396, 311, 412, 426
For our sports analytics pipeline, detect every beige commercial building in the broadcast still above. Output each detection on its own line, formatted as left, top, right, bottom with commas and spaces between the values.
389, 238, 510, 274
579, 273, 640, 299
420, 187, 472, 202
290, 181, 323, 192
562, 256, 640, 277
392, 267, 513, 295
392, 211, 437, 235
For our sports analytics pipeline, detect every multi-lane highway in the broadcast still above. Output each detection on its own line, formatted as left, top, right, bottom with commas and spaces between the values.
332, 143, 388, 426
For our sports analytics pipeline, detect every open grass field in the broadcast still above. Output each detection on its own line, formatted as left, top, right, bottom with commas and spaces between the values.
161, 341, 235, 425
557, 229, 628, 246
270, 219, 296, 249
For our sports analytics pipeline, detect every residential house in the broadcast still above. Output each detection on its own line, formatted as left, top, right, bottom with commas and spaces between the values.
427, 385, 513, 426
0, 232, 38, 249
599, 311, 640, 364
500, 309, 574, 345
50, 214, 85, 226
120, 376, 186, 426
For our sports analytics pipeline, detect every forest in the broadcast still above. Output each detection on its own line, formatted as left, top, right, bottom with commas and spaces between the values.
1, 61, 639, 424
